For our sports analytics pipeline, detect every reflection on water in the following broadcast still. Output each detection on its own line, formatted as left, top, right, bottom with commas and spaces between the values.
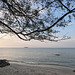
0, 48, 75, 68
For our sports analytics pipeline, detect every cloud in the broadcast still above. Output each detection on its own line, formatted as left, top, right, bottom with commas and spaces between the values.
68, 22, 75, 25
0, 34, 75, 48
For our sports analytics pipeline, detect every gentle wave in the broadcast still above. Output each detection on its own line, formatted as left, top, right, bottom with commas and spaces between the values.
8, 59, 75, 69
0, 48, 75, 68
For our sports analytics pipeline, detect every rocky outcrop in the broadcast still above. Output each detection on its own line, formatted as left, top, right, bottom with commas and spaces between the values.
0, 59, 10, 67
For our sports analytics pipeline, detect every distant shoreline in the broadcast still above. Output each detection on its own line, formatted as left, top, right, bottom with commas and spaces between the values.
0, 47, 75, 49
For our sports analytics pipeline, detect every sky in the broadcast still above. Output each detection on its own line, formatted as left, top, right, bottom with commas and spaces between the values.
0, 22, 75, 48
0, 35, 75, 48
0, 0, 75, 48
0, 21, 75, 48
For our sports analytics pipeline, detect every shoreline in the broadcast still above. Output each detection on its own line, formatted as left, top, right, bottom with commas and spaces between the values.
0, 63, 75, 75
9, 61, 75, 69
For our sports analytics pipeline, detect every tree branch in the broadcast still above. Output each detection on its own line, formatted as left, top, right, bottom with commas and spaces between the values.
0, 21, 29, 41
2, 0, 27, 16
58, 0, 70, 11
1, 0, 75, 41
24, 8, 75, 35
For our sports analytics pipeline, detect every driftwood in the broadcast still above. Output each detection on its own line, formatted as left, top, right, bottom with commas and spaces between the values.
0, 59, 10, 67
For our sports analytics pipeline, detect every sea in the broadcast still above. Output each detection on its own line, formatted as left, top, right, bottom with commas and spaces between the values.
0, 48, 75, 68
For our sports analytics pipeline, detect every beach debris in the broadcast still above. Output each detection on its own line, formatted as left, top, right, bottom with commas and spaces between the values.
0, 59, 10, 67
73, 70, 75, 72
55, 54, 60, 56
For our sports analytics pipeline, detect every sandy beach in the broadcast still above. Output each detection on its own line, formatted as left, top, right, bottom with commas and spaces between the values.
0, 63, 75, 75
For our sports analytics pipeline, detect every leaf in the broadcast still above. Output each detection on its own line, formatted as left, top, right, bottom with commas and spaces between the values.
72, 14, 75, 17
26, 5, 30, 10
39, 21, 44, 25
68, 15, 71, 19
67, 2, 70, 7
33, 10, 39, 16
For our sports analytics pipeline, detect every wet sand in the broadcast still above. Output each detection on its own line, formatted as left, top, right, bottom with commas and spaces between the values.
0, 63, 75, 75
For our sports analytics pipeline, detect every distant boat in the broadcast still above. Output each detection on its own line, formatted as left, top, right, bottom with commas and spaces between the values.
55, 54, 60, 56
24, 47, 28, 48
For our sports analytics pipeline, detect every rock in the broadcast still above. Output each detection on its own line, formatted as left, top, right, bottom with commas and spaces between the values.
55, 54, 60, 56
73, 70, 75, 72
0, 59, 10, 67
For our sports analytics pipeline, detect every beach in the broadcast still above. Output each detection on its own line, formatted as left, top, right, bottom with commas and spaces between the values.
0, 63, 75, 75
0, 48, 75, 75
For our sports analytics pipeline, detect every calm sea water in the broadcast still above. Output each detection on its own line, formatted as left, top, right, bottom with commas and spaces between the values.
0, 48, 75, 68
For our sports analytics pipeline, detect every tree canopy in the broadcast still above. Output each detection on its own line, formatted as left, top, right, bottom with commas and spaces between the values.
0, 0, 75, 41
